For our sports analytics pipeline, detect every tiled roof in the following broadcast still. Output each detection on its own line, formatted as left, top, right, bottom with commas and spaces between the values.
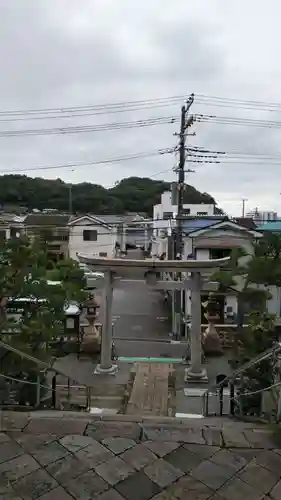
234, 217, 257, 230
256, 221, 281, 231
182, 217, 225, 234
24, 214, 70, 227
94, 215, 125, 224
95, 214, 148, 224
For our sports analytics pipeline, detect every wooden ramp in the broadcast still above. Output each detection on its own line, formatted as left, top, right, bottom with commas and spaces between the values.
126, 363, 173, 416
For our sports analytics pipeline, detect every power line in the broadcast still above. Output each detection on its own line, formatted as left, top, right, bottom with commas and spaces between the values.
2, 145, 281, 176
0, 116, 178, 138
0, 94, 192, 117
3, 92, 281, 118
2, 110, 281, 141
197, 93, 281, 109
196, 114, 281, 129
0, 149, 175, 174
0, 102, 186, 122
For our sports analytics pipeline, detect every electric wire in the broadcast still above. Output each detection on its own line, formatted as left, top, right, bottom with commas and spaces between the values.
0, 94, 192, 117
0, 149, 175, 174
196, 114, 281, 129
0, 116, 178, 138
3, 145, 281, 175
2, 92, 281, 118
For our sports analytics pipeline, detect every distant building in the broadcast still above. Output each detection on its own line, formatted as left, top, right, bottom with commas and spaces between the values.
246, 208, 278, 225
24, 214, 70, 262
0, 213, 70, 262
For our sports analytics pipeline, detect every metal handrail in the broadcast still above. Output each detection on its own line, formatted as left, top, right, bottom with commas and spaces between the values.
205, 343, 281, 396
0, 339, 89, 387
0, 340, 92, 410
0, 372, 91, 410
202, 342, 281, 418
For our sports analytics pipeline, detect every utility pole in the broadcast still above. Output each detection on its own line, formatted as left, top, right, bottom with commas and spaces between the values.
174, 94, 194, 338
241, 198, 247, 218
176, 95, 194, 259
68, 185, 73, 215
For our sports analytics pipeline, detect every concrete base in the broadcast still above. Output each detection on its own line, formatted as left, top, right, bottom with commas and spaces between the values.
94, 364, 118, 376
184, 367, 208, 384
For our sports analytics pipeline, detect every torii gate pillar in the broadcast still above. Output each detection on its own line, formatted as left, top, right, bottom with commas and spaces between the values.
184, 271, 208, 383
94, 270, 117, 375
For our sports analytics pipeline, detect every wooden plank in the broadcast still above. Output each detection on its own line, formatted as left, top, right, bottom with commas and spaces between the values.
126, 363, 173, 416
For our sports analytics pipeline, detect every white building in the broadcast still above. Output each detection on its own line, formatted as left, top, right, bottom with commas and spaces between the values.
152, 190, 216, 257
246, 208, 278, 225
68, 215, 117, 261
153, 191, 215, 231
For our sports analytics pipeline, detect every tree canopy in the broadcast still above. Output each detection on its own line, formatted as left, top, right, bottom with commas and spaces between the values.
0, 235, 86, 368
0, 174, 217, 215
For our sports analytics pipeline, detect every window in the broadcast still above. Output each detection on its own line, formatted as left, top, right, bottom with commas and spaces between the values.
182, 208, 191, 215
163, 212, 173, 220
83, 230, 97, 241
53, 234, 69, 242
210, 248, 232, 259
197, 211, 208, 216
99, 252, 107, 257
10, 227, 21, 238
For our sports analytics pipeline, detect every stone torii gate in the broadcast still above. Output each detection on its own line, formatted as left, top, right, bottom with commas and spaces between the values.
78, 255, 230, 382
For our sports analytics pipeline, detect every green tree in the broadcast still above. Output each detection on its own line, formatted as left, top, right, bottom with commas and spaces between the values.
0, 174, 220, 215
213, 234, 281, 415
0, 236, 86, 370
235, 310, 276, 416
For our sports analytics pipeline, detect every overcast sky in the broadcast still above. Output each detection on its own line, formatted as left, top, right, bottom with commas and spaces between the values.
0, 0, 280, 216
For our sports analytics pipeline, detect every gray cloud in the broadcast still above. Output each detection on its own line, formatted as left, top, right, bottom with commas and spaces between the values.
0, 0, 280, 215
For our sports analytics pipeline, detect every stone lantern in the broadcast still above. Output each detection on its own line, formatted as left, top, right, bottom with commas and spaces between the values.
80, 293, 101, 354
202, 294, 223, 356
84, 293, 100, 322
64, 302, 81, 336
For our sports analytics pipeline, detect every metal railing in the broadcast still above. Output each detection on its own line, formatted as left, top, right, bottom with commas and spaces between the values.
202, 343, 281, 421
0, 340, 92, 410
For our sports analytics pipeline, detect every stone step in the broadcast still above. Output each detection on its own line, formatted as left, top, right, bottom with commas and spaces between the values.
2, 410, 275, 452
56, 383, 125, 398
55, 385, 124, 409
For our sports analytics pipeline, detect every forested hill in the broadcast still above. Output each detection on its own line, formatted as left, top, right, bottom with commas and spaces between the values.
0, 175, 217, 215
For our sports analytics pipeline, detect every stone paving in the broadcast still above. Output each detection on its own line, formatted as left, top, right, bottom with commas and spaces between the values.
0, 411, 281, 499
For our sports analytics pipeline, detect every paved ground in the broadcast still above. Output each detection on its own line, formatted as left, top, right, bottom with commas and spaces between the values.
96, 280, 172, 357
1, 411, 281, 499
96, 249, 173, 357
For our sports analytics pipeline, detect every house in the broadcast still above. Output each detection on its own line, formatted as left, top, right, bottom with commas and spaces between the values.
152, 190, 216, 257
0, 216, 10, 242
0, 213, 70, 261
0, 214, 27, 240
68, 214, 117, 261
182, 218, 264, 322
22, 213, 70, 262
233, 217, 257, 230
158, 217, 266, 324
94, 214, 152, 250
